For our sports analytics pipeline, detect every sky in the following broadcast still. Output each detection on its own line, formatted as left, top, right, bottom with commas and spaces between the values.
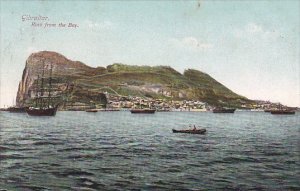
0, 0, 299, 107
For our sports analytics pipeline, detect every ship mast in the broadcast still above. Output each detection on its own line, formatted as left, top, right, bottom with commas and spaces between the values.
48, 64, 53, 107
35, 75, 40, 108
40, 60, 45, 108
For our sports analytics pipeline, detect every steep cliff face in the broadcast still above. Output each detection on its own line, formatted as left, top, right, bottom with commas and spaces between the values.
16, 51, 250, 108
16, 51, 107, 106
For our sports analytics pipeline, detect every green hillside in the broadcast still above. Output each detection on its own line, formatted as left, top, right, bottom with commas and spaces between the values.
67, 63, 249, 106
17, 52, 252, 108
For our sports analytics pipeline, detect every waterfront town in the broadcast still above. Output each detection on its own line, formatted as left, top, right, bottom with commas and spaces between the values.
59, 92, 297, 112
1, 90, 297, 112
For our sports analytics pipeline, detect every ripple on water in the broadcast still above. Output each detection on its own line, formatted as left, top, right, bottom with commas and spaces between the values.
0, 154, 35, 161
16, 185, 50, 191
0, 111, 299, 190
73, 177, 106, 190
33, 140, 64, 146
67, 153, 102, 160
51, 168, 95, 178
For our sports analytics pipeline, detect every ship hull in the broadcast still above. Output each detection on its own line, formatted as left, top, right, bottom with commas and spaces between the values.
213, 108, 235, 113
271, 110, 295, 115
26, 107, 58, 116
86, 109, 98, 112
130, 109, 156, 114
172, 129, 206, 134
8, 107, 27, 113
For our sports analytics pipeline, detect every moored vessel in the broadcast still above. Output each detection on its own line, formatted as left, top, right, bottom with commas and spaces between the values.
270, 110, 295, 115
86, 109, 98, 112
25, 62, 59, 116
26, 106, 58, 116
7, 106, 27, 113
213, 107, 235, 113
130, 109, 156, 114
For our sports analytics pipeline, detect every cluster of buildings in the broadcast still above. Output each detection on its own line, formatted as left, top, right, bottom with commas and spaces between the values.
241, 100, 296, 111
106, 93, 208, 111
107, 95, 298, 112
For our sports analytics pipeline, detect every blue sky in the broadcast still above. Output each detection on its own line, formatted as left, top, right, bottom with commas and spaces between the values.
0, 0, 299, 107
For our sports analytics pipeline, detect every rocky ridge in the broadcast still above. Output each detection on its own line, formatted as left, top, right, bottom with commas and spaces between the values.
16, 51, 251, 109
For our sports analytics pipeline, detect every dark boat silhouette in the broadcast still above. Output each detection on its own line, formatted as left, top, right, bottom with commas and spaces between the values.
172, 128, 206, 134
26, 106, 58, 116
7, 106, 27, 113
270, 105, 295, 115
270, 110, 295, 115
86, 109, 98, 112
26, 62, 58, 116
130, 109, 156, 114
213, 107, 235, 113
7, 98, 27, 113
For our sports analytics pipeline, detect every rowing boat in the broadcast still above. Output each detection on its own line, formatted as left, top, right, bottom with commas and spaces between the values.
172, 129, 206, 134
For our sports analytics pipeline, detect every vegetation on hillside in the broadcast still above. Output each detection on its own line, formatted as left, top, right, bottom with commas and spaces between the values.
18, 52, 252, 108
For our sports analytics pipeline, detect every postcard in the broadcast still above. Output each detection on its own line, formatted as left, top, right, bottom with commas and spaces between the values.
0, 1, 299, 190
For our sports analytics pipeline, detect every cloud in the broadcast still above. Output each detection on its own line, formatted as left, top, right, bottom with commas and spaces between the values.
245, 23, 263, 34
234, 22, 279, 40
170, 36, 213, 51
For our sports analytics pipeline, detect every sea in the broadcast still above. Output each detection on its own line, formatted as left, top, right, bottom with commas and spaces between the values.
0, 111, 299, 190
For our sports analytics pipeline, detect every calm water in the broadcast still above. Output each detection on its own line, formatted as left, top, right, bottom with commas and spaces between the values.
0, 111, 299, 190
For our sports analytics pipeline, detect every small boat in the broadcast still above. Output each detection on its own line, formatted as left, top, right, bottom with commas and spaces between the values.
7, 106, 27, 113
213, 108, 235, 113
86, 109, 98, 112
270, 104, 296, 115
7, 98, 27, 113
172, 128, 206, 134
271, 110, 295, 115
130, 109, 156, 114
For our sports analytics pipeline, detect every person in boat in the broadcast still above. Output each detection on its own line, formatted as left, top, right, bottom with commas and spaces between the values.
193, 125, 197, 131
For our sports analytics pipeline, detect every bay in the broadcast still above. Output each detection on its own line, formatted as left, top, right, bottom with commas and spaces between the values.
0, 111, 299, 190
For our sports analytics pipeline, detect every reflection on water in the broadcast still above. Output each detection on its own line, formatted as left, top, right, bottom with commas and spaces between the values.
0, 111, 299, 190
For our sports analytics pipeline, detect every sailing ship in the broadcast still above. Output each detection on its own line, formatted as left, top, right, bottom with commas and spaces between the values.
25, 61, 58, 116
